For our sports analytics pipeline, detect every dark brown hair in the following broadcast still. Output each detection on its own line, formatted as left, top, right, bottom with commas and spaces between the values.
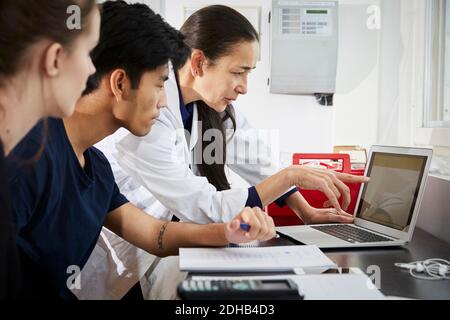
178, 5, 259, 191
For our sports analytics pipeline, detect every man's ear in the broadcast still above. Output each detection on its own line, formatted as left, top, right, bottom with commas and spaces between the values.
44, 43, 64, 77
190, 49, 206, 77
109, 69, 128, 101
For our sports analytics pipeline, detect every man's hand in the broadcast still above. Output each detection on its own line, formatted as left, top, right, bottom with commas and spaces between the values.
224, 207, 276, 244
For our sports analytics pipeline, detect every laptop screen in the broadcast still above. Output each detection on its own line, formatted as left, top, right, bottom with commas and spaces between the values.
355, 152, 427, 231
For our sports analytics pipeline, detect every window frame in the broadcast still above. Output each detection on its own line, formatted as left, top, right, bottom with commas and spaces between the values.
413, 0, 450, 147
423, 0, 450, 128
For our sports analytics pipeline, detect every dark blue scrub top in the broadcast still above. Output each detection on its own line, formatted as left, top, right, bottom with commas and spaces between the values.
7, 118, 129, 299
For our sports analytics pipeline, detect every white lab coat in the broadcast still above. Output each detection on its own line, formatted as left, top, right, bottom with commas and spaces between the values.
73, 66, 288, 299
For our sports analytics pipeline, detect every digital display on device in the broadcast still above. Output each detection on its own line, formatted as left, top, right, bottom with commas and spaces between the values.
356, 152, 427, 231
306, 9, 328, 14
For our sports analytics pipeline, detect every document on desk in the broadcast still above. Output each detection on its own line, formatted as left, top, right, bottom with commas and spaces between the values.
179, 245, 336, 272
191, 274, 385, 300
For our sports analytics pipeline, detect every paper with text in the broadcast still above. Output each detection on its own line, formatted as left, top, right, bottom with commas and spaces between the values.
179, 245, 336, 272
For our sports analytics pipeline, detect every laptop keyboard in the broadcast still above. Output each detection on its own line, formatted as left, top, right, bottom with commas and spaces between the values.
311, 225, 394, 243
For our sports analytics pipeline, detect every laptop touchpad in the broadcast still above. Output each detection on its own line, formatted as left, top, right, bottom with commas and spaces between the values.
281, 226, 350, 246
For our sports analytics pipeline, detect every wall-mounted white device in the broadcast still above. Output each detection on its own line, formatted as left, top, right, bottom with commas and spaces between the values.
269, 1, 338, 96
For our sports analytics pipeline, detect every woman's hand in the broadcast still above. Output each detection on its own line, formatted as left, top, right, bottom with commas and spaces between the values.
301, 206, 354, 224
288, 165, 370, 212
224, 207, 276, 244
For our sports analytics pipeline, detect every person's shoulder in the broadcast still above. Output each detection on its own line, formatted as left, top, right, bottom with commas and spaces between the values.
10, 121, 46, 157
157, 106, 180, 130
88, 146, 118, 187
6, 119, 63, 180
89, 146, 110, 165
89, 145, 118, 176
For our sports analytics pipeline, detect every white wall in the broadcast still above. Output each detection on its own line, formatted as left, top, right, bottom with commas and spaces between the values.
163, 0, 382, 157
376, 0, 417, 147
334, 0, 380, 151
126, 0, 448, 164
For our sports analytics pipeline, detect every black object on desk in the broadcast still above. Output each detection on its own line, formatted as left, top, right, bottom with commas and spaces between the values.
186, 228, 450, 299
280, 227, 450, 299
177, 279, 303, 300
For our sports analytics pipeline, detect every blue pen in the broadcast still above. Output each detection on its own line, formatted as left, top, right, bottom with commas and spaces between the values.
240, 223, 250, 232
240, 222, 280, 238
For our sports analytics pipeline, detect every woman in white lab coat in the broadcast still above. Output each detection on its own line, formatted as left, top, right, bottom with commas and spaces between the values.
87, 5, 369, 299
112, 5, 368, 224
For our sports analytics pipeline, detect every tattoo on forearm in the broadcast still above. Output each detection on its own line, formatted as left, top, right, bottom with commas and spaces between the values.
158, 221, 169, 251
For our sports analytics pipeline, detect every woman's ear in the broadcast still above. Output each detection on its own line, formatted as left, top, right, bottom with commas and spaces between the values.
190, 49, 206, 77
44, 43, 64, 77
109, 69, 127, 102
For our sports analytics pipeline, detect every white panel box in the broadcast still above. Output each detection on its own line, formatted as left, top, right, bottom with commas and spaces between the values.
270, 1, 338, 94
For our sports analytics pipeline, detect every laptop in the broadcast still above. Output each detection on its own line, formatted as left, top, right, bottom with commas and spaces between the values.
277, 145, 433, 248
